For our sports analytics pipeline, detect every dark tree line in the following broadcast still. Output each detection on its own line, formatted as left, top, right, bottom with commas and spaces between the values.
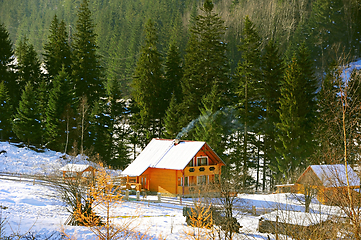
0, 0, 360, 191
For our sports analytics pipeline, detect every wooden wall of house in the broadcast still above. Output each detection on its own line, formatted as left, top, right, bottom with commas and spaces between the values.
142, 168, 183, 194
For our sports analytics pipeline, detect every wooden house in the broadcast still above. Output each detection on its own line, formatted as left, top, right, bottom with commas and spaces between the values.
121, 138, 225, 196
59, 164, 96, 180
295, 164, 361, 205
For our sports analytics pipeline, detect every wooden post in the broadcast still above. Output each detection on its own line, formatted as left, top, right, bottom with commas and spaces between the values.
125, 189, 129, 201
157, 192, 161, 203
136, 190, 140, 201
276, 215, 279, 240
252, 205, 256, 215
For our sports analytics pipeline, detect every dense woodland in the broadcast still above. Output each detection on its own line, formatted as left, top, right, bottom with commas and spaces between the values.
0, 0, 361, 190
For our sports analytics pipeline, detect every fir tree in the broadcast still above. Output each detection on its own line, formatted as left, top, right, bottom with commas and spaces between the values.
275, 46, 317, 181
261, 39, 284, 189
0, 23, 16, 112
45, 67, 74, 151
234, 16, 262, 187
180, 0, 230, 133
132, 19, 165, 140
13, 82, 42, 146
0, 81, 12, 140
164, 94, 181, 139
15, 36, 42, 99
43, 15, 72, 79
107, 79, 130, 169
164, 41, 183, 104
72, 0, 104, 107
194, 84, 226, 158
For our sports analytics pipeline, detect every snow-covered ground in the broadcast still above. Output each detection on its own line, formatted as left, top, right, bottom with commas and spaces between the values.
0, 141, 341, 239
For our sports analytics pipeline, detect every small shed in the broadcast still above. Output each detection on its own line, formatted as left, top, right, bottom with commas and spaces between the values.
121, 138, 225, 196
59, 164, 96, 179
258, 210, 332, 238
295, 164, 361, 205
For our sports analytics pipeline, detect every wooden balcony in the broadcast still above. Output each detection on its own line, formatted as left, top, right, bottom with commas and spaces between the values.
184, 164, 220, 176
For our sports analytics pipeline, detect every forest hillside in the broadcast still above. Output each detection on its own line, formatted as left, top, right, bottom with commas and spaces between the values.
1, 0, 360, 94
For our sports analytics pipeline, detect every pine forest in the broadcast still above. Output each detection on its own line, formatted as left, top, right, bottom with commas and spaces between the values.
0, 0, 361, 189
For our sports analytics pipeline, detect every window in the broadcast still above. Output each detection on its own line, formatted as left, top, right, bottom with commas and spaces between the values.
179, 177, 189, 186
188, 159, 194, 167
189, 176, 196, 186
197, 157, 208, 166
197, 175, 207, 185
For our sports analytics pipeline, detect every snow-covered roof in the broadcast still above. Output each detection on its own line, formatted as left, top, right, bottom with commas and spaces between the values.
260, 210, 330, 226
310, 164, 360, 188
122, 138, 223, 177
59, 164, 93, 173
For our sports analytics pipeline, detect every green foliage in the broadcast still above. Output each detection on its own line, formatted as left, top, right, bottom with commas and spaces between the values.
0, 23, 15, 91
90, 79, 130, 169
132, 19, 165, 140
164, 94, 181, 139
261, 39, 284, 185
194, 84, 226, 158
72, 0, 104, 107
180, 0, 230, 133
15, 36, 43, 96
234, 16, 262, 187
13, 82, 42, 145
164, 41, 183, 104
107, 79, 130, 169
275, 45, 317, 181
45, 67, 74, 151
43, 15, 72, 79
0, 82, 12, 140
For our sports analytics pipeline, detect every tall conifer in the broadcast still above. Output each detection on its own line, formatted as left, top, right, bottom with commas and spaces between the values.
132, 19, 165, 140
261, 39, 284, 188
0, 81, 12, 140
180, 0, 229, 133
275, 45, 317, 181
45, 67, 74, 151
0, 23, 16, 112
72, 0, 104, 107
43, 15, 72, 79
234, 16, 262, 187
15, 37, 42, 97
13, 82, 42, 145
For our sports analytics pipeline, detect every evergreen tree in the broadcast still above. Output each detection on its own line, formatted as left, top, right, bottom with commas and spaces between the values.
275, 45, 317, 181
107, 79, 130, 169
0, 23, 16, 112
13, 82, 42, 145
261, 39, 284, 189
132, 19, 165, 140
275, 56, 303, 180
72, 0, 104, 107
45, 67, 74, 151
43, 15, 72, 79
314, 62, 342, 164
194, 84, 226, 158
234, 16, 262, 187
164, 94, 181, 139
180, 0, 230, 133
0, 81, 12, 140
88, 97, 111, 162
15, 36, 42, 100
164, 41, 183, 103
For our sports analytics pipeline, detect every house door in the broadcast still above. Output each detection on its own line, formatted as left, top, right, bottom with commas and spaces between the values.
141, 175, 148, 190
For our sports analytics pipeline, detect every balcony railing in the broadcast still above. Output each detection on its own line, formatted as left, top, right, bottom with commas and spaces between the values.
184, 164, 220, 176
